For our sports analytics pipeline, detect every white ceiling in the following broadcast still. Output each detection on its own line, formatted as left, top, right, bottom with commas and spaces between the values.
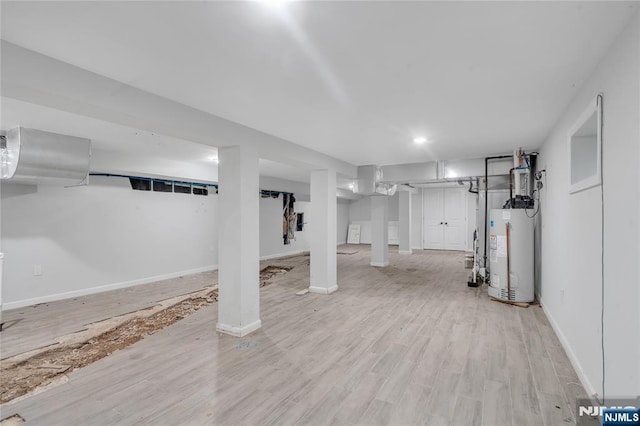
1, 1, 637, 169
2, 97, 319, 184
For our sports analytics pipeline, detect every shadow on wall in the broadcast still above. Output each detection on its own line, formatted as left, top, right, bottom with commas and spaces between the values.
0, 182, 38, 199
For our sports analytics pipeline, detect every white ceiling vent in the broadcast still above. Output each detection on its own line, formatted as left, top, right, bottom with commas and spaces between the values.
1, 127, 91, 185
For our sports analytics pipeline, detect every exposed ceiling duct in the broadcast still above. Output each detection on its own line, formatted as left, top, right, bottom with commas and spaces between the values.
352, 165, 397, 196
1, 127, 91, 185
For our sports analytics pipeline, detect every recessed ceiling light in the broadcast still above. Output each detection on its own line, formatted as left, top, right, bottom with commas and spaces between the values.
413, 137, 427, 144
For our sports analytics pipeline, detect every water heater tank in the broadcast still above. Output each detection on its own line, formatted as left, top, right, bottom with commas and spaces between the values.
488, 208, 534, 303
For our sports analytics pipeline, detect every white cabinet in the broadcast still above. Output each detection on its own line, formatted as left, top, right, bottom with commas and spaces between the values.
423, 187, 467, 251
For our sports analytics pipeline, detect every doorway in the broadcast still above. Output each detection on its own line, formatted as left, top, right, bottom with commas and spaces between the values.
423, 187, 467, 250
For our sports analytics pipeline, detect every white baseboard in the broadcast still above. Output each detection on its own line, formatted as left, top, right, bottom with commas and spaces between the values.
541, 301, 598, 400
216, 319, 262, 337
309, 285, 338, 294
4, 248, 349, 311
260, 250, 306, 261
370, 261, 389, 267
337, 240, 347, 245
3, 264, 218, 310
399, 250, 413, 255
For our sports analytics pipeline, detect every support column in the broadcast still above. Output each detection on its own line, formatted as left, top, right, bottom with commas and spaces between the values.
371, 196, 389, 267
216, 146, 261, 337
398, 190, 412, 255
309, 169, 338, 294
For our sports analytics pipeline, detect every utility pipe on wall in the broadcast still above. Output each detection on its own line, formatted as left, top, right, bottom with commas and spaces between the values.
483, 155, 512, 269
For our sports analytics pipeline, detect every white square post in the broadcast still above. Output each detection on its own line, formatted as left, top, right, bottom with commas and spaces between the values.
216, 146, 261, 337
309, 169, 338, 294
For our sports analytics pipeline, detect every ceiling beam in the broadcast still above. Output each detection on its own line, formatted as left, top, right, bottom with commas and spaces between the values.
1, 41, 357, 178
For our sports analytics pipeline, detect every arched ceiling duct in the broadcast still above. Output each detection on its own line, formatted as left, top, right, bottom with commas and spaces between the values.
1, 127, 91, 185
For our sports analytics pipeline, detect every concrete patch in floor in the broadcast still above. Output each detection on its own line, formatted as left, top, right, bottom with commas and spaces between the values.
259, 265, 293, 287
0, 287, 218, 404
1, 263, 297, 404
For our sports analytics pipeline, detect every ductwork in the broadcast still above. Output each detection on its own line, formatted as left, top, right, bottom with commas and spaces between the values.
353, 165, 381, 195
1, 127, 91, 185
352, 165, 397, 196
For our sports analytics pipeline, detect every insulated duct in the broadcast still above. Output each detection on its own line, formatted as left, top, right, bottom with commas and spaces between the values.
1, 127, 91, 185
352, 165, 397, 196
353, 165, 382, 195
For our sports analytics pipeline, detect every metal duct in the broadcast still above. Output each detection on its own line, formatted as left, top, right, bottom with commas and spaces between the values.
353, 165, 382, 195
1, 127, 91, 185
375, 182, 397, 196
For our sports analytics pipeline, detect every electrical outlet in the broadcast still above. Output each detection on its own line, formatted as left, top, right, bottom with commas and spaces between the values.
33, 265, 42, 276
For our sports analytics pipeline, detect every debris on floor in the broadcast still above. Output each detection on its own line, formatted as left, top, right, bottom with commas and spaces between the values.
0, 287, 218, 404
337, 250, 358, 255
259, 265, 293, 287
295, 289, 309, 296
1, 262, 296, 404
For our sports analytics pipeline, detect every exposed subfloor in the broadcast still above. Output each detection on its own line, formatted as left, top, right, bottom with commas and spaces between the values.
0, 246, 594, 425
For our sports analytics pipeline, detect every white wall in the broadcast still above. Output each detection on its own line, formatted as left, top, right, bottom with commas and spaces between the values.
337, 199, 349, 244
259, 197, 310, 259
1, 176, 218, 308
1, 177, 352, 308
387, 193, 399, 221
260, 176, 311, 202
347, 194, 401, 245
348, 189, 476, 251
538, 11, 639, 398
348, 196, 370, 222
348, 194, 399, 222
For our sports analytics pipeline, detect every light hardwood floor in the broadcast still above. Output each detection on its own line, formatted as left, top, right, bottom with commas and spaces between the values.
1, 246, 594, 425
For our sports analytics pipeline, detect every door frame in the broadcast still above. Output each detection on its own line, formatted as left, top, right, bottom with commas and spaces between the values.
421, 185, 468, 251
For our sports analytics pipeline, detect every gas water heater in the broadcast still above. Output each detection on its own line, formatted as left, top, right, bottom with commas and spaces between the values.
488, 208, 534, 303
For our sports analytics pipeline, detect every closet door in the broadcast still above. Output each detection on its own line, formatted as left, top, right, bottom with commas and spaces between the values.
423, 188, 444, 249
443, 188, 467, 250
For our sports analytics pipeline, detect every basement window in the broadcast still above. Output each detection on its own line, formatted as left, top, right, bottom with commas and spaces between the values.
173, 183, 191, 194
152, 180, 173, 192
192, 185, 208, 196
95, 174, 216, 196
129, 177, 151, 191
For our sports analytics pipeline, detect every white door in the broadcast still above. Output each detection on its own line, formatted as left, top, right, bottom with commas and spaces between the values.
423, 188, 444, 249
423, 187, 467, 251
443, 188, 467, 250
